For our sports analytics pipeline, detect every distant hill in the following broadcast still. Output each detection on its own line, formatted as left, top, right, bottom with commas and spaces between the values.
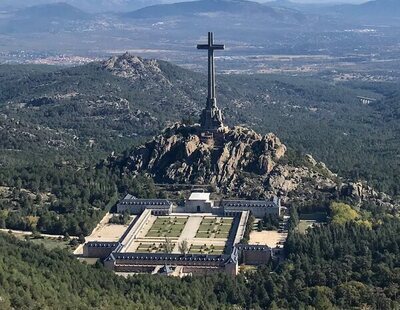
67, 0, 162, 13
355, 0, 400, 17
331, 0, 400, 24
0, 0, 161, 13
0, 2, 91, 33
124, 0, 305, 23
270, 0, 400, 25
15, 2, 90, 20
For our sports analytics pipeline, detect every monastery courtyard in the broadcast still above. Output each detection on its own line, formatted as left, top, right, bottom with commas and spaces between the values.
123, 214, 234, 255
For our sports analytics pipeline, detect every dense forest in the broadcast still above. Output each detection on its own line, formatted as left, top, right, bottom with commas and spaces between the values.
0, 162, 157, 235
0, 203, 399, 309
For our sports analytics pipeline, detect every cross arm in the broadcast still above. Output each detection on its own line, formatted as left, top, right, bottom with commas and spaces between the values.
197, 44, 225, 50
197, 44, 210, 50
212, 44, 225, 50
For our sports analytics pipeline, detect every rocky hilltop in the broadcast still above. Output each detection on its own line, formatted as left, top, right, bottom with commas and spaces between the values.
106, 123, 398, 209
112, 124, 285, 188
103, 53, 172, 86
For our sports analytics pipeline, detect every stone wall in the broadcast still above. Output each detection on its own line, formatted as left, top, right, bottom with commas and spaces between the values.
119, 209, 152, 252
237, 245, 271, 265
185, 199, 214, 213
83, 242, 121, 259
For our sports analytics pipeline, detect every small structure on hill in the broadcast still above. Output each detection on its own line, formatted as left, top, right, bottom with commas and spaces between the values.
185, 192, 214, 213
357, 96, 377, 105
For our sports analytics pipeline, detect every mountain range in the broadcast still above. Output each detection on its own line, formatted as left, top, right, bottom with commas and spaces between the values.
0, 0, 161, 13
124, 0, 304, 21
0, 0, 398, 61
1, 0, 399, 28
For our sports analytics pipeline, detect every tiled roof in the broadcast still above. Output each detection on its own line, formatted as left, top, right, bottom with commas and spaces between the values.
236, 244, 271, 251
118, 199, 171, 207
86, 242, 121, 248
222, 200, 278, 208
110, 252, 233, 264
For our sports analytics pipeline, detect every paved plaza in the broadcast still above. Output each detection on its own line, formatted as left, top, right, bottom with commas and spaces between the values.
249, 231, 288, 248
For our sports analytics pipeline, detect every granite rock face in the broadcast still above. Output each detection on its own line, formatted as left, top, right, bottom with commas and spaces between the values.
114, 124, 285, 191
107, 123, 399, 209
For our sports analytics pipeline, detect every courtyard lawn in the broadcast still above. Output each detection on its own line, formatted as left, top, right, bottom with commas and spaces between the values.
136, 242, 176, 253
195, 216, 233, 239
220, 218, 233, 225
189, 244, 225, 255
217, 225, 232, 233
145, 216, 188, 238
195, 231, 212, 238
214, 232, 229, 238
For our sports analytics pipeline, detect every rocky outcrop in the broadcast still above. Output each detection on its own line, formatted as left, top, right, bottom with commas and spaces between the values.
340, 182, 393, 208
107, 123, 399, 209
113, 124, 286, 191
103, 53, 172, 86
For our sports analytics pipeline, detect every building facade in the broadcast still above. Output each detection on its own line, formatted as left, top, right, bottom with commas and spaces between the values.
184, 192, 282, 218
117, 194, 173, 215
185, 192, 214, 213
222, 196, 282, 218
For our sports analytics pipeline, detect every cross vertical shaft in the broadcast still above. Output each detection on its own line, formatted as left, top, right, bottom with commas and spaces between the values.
208, 32, 214, 102
197, 32, 225, 132
197, 32, 225, 108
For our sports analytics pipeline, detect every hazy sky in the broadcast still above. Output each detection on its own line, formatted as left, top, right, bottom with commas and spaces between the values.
263, 0, 366, 3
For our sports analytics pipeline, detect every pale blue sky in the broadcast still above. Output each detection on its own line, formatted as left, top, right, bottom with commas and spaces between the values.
263, 0, 366, 3
296, 0, 365, 3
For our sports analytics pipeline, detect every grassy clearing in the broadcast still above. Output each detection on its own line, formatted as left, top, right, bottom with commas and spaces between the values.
12, 235, 73, 251
297, 220, 317, 234
29, 238, 71, 250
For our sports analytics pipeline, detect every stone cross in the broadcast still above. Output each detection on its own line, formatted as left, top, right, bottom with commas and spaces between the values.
197, 32, 225, 108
